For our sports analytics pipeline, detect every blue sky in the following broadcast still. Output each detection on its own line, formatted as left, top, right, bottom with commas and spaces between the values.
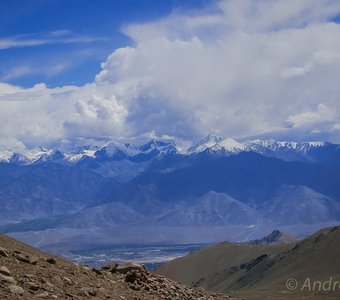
0, 0, 213, 87
1, 0, 340, 148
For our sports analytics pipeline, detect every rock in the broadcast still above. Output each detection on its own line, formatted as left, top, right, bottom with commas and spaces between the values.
65, 293, 75, 298
41, 278, 54, 288
15, 253, 30, 263
29, 255, 39, 265
62, 277, 72, 285
92, 268, 103, 275
25, 273, 35, 279
0, 266, 11, 276
8, 284, 24, 295
116, 262, 147, 274
0, 247, 9, 257
80, 287, 97, 296
46, 257, 57, 264
35, 291, 49, 298
102, 261, 118, 272
28, 281, 40, 291
0, 273, 17, 284
125, 271, 140, 283
52, 275, 63, 286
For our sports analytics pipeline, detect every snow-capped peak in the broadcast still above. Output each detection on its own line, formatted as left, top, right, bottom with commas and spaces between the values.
101, 142, 126, 157
219, 138, 245, 152
187, 133, 222, 154
244, 139, 325, 153
200, 132, 223, 144
0, 150, 12, 163
188, 134, 244, 154
139, 140, 173, 152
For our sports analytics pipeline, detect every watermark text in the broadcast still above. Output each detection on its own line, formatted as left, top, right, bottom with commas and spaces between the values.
286, 277, 340, 292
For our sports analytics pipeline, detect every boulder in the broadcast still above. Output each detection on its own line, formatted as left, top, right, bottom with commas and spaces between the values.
30, 256, 39, 265
14, 253, 30, 263
8, 285, 24, 295
92, 268, 103, 276
0, 247, 9, 257
80, 286, 97, 296
46, 257, 57, 264
0, 273, 16, 284
27, 281, 40, 291
62, 277, 72, 285
0, 266, 11, 276
102, 261, 118, 272
36, 291, 49, 298
116, 262, 146, 274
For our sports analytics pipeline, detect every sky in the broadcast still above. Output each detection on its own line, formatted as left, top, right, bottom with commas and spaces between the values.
1, 0, 340, 149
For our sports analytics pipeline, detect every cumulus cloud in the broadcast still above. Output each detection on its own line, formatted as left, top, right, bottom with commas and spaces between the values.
64, 93, 128, 139
1, 0, 340, 146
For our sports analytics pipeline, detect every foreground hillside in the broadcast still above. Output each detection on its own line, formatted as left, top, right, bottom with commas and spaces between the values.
0, 234, 234, 300
156, 230, 295, 289
156, 227, 340, 299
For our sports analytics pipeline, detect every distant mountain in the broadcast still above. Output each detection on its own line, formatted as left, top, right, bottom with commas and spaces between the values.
116, 152, 340, 208
60, 202, 144, 229
156, 192, 262, 226
0, 162, 114, 225
264, 185, 340, 225
188, 133, 245, 155
1, 134, 340, 170
2, 150, 340, 234
244, 139, 325, 162
1, 135, 340, 248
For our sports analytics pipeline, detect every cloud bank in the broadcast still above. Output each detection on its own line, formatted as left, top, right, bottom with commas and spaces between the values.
1, 0, 340, 147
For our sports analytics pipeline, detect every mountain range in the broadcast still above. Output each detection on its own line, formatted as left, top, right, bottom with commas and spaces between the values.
0, 134, 340, 251
1, 133, 339, 171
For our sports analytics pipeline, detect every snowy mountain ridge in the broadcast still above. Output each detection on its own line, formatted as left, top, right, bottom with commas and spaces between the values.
0, 133, 330, 165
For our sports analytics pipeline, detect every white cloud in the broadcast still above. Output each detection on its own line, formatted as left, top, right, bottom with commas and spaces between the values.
287, 104, 336, 129
1, 0, 340, 146
0, 30, 104, 50
281, 64, 313, 78
1, 66, 32, 81
0, 137, 27, 152
1, 63, 70, 81
64, 93, 129, 139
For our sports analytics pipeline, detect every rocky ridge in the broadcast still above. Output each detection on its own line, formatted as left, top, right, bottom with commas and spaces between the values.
0, 233, 236, 300
247, 230, 300, 245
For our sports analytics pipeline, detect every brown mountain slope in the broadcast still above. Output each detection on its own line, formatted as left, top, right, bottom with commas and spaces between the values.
227, 226, 340, 294
155, 232, 294, 288
0, 233, 235, 300
156, 226, 340, 299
